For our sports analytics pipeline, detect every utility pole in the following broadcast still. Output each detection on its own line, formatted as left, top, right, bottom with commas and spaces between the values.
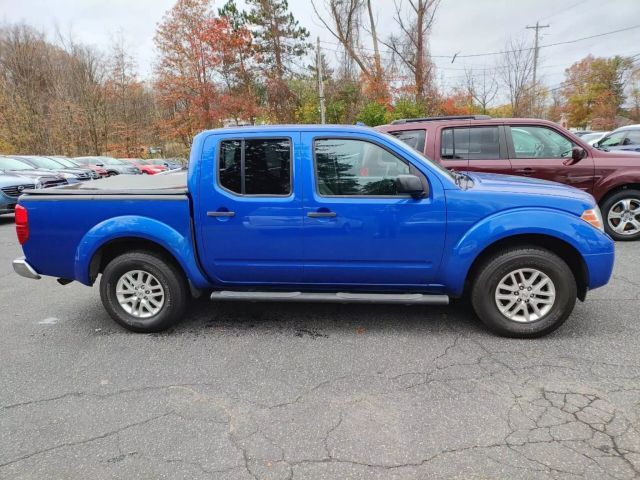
526, 21, 550, 90
316, 36, 326, 124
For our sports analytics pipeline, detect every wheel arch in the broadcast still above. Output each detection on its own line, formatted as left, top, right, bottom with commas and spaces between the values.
598, 183, 640, 206
463, 234, 588, 301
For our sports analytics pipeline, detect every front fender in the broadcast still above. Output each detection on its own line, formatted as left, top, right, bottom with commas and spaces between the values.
441, 207, 613, 296
595, 171, 640, 203
74, 215, 210, 288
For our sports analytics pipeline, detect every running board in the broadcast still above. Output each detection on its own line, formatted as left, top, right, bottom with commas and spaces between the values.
210, 290, 449, 305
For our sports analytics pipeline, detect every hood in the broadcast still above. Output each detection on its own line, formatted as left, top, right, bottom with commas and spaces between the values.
465, 172, 595, 205
591, 147, 640, 161
0, 173, 37, 188
3, 169, 63, 180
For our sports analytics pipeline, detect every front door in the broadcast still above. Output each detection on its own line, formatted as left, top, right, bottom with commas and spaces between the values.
507, 125, 595, 193
300, 132, 446, 287
197, 132, 304, 285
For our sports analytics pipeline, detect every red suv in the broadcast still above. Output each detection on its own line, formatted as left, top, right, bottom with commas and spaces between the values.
377, 116, 640, 241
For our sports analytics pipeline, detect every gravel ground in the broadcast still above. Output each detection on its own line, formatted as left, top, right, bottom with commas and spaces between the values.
1, 214, 639, 479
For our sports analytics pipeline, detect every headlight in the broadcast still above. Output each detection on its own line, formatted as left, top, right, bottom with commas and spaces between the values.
581, 207, 604, 232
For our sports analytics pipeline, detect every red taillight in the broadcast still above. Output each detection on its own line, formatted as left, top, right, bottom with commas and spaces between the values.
15, 204, 29, 245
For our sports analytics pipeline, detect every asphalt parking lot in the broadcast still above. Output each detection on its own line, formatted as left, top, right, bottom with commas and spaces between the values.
1, 215, 639, 479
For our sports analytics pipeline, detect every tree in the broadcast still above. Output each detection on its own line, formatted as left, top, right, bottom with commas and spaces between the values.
383, 0, 440, 111
311, 0, 388, 102
498, 36, 534, 117
154, 0, 219, 146
562, 55, 634, 129
356, 101, 388, 126
464, 68, 498, 114
244, 0, 310, 121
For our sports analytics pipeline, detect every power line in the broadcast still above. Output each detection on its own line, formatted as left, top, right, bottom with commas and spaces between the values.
317, 24, 640, 61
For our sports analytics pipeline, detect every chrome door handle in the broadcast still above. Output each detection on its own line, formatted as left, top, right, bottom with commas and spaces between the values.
307, 211, 337, 218
207, 211, 235, 217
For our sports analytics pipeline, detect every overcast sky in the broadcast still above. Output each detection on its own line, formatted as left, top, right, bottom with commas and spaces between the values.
2, 0, 639, 93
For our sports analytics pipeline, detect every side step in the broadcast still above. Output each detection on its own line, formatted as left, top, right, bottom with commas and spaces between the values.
210, 290, 449, 305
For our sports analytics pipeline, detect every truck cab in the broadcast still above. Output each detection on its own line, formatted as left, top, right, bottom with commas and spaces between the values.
13, 125, 614, 338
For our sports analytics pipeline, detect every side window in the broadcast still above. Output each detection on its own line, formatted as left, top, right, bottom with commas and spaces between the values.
441, 127, 501, 160
389, 129, 426, 153
624, 130, 640, 145
314, 138, 411, 196
511, 126, 573, 159
218, 138, 291, 195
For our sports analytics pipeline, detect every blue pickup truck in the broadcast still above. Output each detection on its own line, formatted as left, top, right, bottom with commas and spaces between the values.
12, 125, 614, 337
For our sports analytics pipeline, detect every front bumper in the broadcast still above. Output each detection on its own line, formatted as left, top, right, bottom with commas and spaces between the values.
13, 257, 41, 280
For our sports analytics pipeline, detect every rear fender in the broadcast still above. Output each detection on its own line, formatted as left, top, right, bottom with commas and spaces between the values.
74, 215, 209, 288
441, 208, 612, 296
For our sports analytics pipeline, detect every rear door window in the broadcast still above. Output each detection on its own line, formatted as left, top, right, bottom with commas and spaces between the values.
389, 129, 426, 153
440, 126, 501, 160
218, 138, 291, 195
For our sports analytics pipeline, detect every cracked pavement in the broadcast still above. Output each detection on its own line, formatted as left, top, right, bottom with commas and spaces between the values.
1, 216, 639, 479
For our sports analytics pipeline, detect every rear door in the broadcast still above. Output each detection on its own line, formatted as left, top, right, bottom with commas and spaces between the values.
300, 131, 446, 287
506, 125, 595, 193
196, 132, 304, 284
436, 124, 511, 175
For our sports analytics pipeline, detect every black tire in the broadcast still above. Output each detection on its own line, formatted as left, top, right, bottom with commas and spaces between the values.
601, 189, 640, 241
107, 171, 118, 177
100, 250, 188, 333
471, 247, 577, 338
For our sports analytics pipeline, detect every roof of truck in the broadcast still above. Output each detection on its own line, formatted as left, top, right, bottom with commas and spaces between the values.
201, 124, 374, 136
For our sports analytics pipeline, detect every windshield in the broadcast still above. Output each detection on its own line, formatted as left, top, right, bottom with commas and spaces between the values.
99, 157, 125, 165
21, 156, 66, 170
380, 131, 456, 181
0, 157, 35, 170
51, 157, 81, 168
147, 159, 166, 165
598, 131, 626, 148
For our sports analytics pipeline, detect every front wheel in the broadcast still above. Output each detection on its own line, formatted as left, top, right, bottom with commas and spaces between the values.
100, 251, 188, 332
601, 189, 640, 241
471, 247, 577, 338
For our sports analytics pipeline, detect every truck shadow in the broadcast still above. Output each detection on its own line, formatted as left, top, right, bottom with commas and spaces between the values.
0, 215, 15, 225
159, 297, 488, 338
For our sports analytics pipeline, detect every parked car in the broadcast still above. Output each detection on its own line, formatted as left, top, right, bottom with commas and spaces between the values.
121, 158, 167, 175
51, 156, 105, 179
0, 173, 36, 215
594, 125, 640, 153
73, 156, 110, 176
572, 130, 592, 137
75, 156, 141, 176
377, 116, 640, 241
9, 155, 92, 183
149, 158, 182, 170
0, 156, 68, 189
580, 131, 609, 146
13, 125, 613, 338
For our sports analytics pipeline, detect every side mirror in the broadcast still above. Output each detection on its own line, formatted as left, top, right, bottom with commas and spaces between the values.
564, 146, 586, 166
396, 174, 426, 198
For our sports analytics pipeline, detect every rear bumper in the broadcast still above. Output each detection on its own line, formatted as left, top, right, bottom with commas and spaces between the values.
13, 257, 41, 280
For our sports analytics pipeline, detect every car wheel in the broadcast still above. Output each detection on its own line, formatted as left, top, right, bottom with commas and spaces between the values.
601, 189, 640, 241
100, 251, 188, 333
107, 171, 117, 176
471, 247, 576, 338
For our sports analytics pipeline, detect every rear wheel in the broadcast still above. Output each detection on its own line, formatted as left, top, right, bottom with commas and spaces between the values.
471, 247, 577, 338
100, 251, 188, 332
601, 189, 640, 241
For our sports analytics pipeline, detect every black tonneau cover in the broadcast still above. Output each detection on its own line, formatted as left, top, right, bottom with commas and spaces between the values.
24, 171, 188, 195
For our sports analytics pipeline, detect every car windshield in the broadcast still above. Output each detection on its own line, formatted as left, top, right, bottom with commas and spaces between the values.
99, 157, 125, 165
21, 156, 66, 170
0, 157, 35, 170
147, 159, 166, 165
598, 131, 626, 148
129, 159, 150, 165
51, 157, 81, 168
380, 132, 456, 181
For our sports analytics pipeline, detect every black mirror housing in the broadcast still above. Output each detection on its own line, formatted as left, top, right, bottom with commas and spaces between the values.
396, 174, 426, 198
569, 146, 586, 164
